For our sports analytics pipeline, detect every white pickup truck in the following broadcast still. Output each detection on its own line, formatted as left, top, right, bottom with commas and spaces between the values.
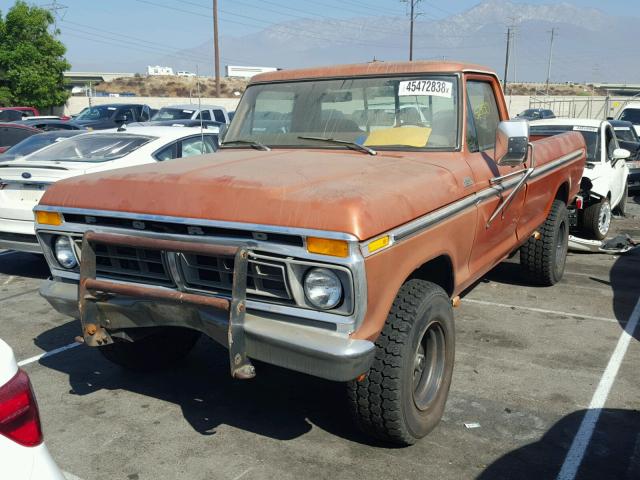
530, 118, 630, 239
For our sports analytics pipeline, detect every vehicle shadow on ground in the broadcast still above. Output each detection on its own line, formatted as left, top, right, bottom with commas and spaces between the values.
610, 247, 640, 341
35, 322, 377, 444
477, 408, 640, 480
0, 251, 50, 279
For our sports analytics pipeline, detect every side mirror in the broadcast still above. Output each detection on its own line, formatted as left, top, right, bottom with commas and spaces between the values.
606, 116, 613, 120
114, 113, 127, 125
612, 148, 630, 161
494, 120, 529, 166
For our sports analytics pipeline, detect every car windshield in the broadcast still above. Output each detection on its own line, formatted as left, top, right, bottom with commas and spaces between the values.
152, 108, 196, 121
1, 131, 81, 160
26, 133, 154, 162
519, 109, 540, 118
619, 108, 640, 124
614, 127, 637, 142
224, 75, 459, 150
530, 125, 599, 162
75, 106, 118, 121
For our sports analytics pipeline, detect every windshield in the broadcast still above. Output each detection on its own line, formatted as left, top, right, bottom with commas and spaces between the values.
26, 133, 154, 162
75, 106, 118, 121
152, 108, 196, 121
530, 125, 599, 162
225, 75, 459, 150
519, 109, 540, 118
1, 131, 81, 159
619, 108, 640, 125
614, 127, 637, 142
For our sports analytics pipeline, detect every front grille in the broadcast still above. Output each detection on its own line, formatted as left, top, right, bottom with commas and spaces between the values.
179, 253, 291, 301
63, 213, 304, 247
92, 243, 174, 287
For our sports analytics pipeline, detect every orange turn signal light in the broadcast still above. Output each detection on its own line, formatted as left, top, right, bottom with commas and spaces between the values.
306, 237, 349, 258
35, 210, 63, 226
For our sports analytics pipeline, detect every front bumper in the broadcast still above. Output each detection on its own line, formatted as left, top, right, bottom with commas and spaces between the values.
0, 219, 41, 253
40, 277, 375, 382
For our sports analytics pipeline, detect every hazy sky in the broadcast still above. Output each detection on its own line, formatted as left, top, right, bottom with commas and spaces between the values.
0, 0, 638, 74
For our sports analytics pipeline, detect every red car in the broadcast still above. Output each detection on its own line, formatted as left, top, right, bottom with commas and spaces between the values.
0, 107, 40, 122
0, 123, 41, 153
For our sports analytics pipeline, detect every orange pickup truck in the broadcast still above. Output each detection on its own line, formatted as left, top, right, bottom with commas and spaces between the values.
34, 61, 585, 445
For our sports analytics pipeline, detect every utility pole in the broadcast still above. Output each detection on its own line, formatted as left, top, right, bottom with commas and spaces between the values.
213, 0, 221, 97
403, 0, 421, 61
545, 28, 556, 95
503, 27, 511, 92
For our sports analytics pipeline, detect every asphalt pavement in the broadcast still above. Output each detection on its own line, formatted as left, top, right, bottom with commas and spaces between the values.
1, 196, 639, 480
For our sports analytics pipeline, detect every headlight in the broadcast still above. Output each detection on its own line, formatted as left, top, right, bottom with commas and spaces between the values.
54, 236, 77, 269
303, 268, 342, 310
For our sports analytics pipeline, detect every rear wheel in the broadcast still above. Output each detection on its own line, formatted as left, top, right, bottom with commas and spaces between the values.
98, 327, 201, 371
347, 280, 454, 445
520, 199, 568, 286
582, 197, 611, 240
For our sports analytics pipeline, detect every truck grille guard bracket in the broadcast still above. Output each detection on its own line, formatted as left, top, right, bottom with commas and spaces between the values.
77, 230, 255, 380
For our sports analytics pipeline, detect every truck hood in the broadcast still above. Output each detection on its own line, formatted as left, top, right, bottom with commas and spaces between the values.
40, 149, 461, 240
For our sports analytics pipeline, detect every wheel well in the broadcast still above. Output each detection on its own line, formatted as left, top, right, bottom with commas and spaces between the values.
407, 255, 454, 297
555, 182, 569, 205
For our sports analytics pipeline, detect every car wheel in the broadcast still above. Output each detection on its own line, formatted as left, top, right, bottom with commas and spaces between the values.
98, 327, 201, 371
347, 279, 455, 445
520, 199, 569, 286
582, 197, 611, 240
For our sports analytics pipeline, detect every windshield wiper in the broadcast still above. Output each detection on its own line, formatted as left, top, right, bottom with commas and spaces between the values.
221, 139, 271, 151
297, 136, 376, 155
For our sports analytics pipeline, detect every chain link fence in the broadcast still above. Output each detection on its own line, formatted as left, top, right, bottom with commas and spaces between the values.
528, 95, 640, 120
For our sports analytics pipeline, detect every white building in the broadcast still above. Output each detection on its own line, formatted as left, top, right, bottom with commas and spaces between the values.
177, 71, 196, 77
226, 65, 279, 79
147, 65, 174, 76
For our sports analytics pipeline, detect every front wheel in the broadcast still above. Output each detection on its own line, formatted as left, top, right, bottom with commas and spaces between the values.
98, 327, 201, 371
582, 197, 611, 240
347, 280, 455, 445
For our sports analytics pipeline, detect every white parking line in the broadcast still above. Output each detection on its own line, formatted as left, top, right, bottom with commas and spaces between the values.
556, 296, 640, 480
463, 298, 621, 324
17, 342, 81, 367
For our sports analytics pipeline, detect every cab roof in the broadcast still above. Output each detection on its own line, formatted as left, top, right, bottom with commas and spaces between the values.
251, 60, 496, 84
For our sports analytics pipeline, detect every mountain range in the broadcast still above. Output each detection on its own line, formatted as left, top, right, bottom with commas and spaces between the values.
157, 0, 637, 83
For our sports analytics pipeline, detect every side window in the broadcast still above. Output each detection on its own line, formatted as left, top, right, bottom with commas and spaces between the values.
465, 98, 479, 152
605, 127, 616, 161
466, 81, 501, 151
213, 109, 226, 123
197, 110, 211, 121
180, 135, 217, 158
154, 142, 178, 161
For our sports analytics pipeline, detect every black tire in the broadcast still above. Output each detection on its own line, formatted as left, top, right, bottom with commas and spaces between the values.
614, 184, 628, 217
520, 199, 569, 286
347, 279, 455, 445
98, 327, 201, 371
582, 197, 611, 240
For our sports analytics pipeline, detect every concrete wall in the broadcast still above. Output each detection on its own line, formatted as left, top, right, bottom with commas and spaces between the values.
62, 94, 633, 119
62, 96, 241, 116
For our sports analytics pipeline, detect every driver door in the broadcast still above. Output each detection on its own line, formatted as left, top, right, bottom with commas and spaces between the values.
605, 125, 627, 206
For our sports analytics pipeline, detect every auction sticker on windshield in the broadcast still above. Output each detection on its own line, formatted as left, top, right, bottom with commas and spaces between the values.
573, 126, 598, 132
398, 80, 453, 98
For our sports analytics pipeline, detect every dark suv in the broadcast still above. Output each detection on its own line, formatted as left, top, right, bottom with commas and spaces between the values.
73, 104, 151, 130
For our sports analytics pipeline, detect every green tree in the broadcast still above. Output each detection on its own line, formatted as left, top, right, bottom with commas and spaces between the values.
0, 1, 70, 111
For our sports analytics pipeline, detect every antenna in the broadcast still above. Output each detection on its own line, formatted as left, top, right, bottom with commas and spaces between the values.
196, 65, 205, 154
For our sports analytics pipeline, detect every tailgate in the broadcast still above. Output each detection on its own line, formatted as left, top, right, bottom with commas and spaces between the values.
0, 181, 48, 221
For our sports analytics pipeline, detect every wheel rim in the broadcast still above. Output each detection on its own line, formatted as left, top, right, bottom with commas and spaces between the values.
555, 220, 568, 275
598, 202, 611, 237
412, 322, 446, 411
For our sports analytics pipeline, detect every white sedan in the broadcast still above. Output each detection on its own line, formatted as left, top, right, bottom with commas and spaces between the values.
530, 118, 630, 240
0, 126, 219, 253
0, 338, 65, 480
